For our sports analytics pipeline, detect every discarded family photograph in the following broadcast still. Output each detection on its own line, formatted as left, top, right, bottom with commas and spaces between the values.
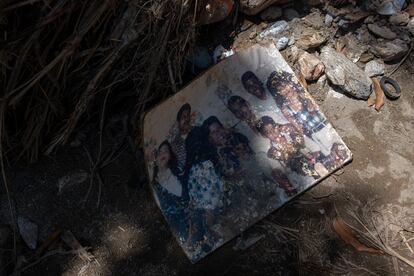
143, 45, 352, 262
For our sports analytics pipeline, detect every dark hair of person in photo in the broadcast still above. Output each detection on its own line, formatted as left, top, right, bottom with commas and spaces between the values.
153, 140, 180, 181
227, 95, 253, 121
266, 70, 300, 106
256, 115, 276, 136
228, 132, 253, 158
177, 103, 191, 122
175, 103, 192, 136
241, 71, 266, 100
183, 117, 221, 179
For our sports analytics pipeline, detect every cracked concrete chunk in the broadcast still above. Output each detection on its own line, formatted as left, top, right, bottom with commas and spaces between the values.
320, 46, 372, 99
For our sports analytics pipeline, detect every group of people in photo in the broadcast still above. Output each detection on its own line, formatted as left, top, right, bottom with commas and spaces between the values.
149, 70, 350, 260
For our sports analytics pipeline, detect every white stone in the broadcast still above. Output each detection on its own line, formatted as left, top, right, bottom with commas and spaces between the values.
364, 59, 385, 77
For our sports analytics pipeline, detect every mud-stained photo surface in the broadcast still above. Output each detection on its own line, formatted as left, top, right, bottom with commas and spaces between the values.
143, 45, 352, 262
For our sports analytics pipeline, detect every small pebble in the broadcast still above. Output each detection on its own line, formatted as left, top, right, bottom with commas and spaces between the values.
324, 14, 333, 27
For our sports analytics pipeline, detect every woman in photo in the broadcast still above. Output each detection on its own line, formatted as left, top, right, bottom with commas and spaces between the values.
152, 141, 188, 243
184, 119, 225, 255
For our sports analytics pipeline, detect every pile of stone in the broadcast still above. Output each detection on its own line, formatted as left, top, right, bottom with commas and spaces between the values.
251, 0, 413, 103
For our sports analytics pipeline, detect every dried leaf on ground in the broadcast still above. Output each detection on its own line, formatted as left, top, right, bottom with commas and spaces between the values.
367, 94, 375, 107
332, 217, 382, 254
372, 78, 385, 112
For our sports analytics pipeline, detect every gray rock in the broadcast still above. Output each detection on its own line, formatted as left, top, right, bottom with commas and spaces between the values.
389, 12, 409, 25
338, 19, 350, 29
367, 23, 397, 40
317, 74, 327, 87
364, 59, 385, 77
303, 11, 324, 29
320, 46, 372, 99
283, 8, 300, 21
325, 14, 333, 26
249, 31, 257, 40
371, 39, 409, 61
367, 0, 406, 16
408, 18, 414, 36
240, 0, 291, 15
275, 37, 289, 50
364, 15, 375, 24
260, 6, 282, 21
355, 25, 373, 44
296, 29, 327, 50
298, 51, 324, 81
260, 20, 289, 38
284, 45, 301, 63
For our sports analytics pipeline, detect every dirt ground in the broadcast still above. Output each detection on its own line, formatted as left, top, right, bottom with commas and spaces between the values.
1, 7, 414, 276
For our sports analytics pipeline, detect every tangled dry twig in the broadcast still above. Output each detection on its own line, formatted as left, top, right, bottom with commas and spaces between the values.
0, 0, 199, 163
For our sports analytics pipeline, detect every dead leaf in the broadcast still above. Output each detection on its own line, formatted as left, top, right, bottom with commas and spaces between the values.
367, 93, 375, 107
332, 217, 382, 254
297, 72, 308, 91
372, 78, 385, 112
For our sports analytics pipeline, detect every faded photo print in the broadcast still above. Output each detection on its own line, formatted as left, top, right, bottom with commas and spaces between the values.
143, 45, 352, 262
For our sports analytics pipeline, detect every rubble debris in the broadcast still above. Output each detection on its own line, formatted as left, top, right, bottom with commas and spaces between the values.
367, 0, 406, 16
296, 29, 327, 50
198, 0, 234, 25
283, 45, 301, 63
343, 10, 373, 23
61, 230, 94, 262
355, 25, 373, 44
259, 20, 289, 38
239, 0, 290, 15
332, 217, 382, 254
337, 19, 350, 29
188, 47, 212, 69
338, 33, 367, 63
298, 51, 324, 81
371, 39, 409, 61
372, 78, 385, 111
17, 216, 38, 250
275, 36, 289, 50
364, 60, 385, 77
317, 74, 327, 87
364, 15, 375, 24
389, 12, 410, 25
325, 14, 333, 27
57, 171, 89, 195
359, 51, 375, 63
260, 6, 282, 21
233, 234, 265, 251
367, 23, 397, 40
249, 31, 257, 40
283, 8, 300, 21
320, 46, 372, 99
213, 45, 235, 63
408, 18, 414, 35
380, 76, 401, 100
303, 11, 325, 29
